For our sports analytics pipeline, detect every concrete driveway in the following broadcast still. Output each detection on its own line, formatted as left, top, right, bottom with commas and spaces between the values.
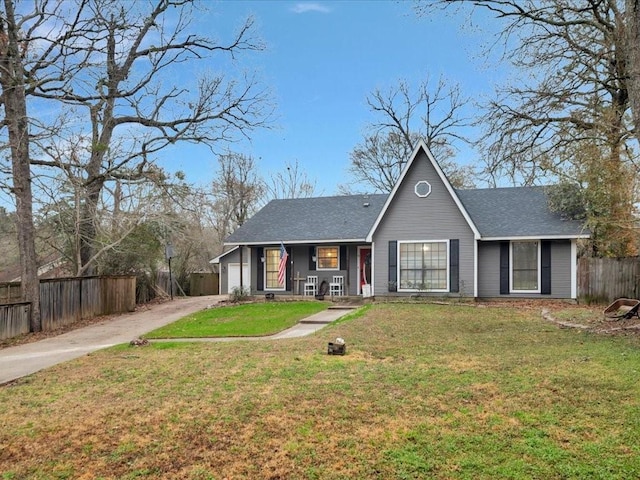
0, 296, 352, 385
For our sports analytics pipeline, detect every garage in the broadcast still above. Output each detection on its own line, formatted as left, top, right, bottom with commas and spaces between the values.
227, 263, 250, 294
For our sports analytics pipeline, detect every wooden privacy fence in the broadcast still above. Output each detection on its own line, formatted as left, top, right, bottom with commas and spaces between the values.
0, 302, 30, 339
0, 282, 22, 303
0, 276, 136, 340
190, 272, 219, 296
578, 257, 640, 302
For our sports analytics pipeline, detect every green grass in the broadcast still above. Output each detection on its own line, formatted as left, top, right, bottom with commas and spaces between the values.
144, 300, 328, 338
2, 302, 640, 479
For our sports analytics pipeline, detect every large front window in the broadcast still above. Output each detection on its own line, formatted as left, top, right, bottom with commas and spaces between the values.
511, 241, 539, 291
399, 241, 448, 291
317, 246, 339, 270
265, 247, 284, 289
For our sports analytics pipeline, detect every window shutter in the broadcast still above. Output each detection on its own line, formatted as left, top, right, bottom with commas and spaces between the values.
285, 247, 291, 292
388, 241, 397, 292
500, 242, 509, 295
541, 241, 551, 295
340, 245, 347, 270
450, 239, 459, 293
256, 247, 264, 291
308, 246, 316, 271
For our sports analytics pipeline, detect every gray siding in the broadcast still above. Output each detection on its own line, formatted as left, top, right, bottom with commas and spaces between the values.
218, 248, 235, 294
372, 149, 476, 297
477, 240, 573, 298
551, 241, 572, 298
477, 242, 500, 297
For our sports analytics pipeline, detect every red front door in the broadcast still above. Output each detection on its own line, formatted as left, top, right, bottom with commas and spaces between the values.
359, 248, 372, 294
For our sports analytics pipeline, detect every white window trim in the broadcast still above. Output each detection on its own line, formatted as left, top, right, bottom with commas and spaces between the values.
510, 240, 541, 294
316, 246, 340, 271
414, 180, 432, 198
264, 247, 286, 291
397, 239, 450, 293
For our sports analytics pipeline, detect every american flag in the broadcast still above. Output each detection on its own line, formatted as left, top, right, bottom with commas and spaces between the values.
278, 242, 288, 286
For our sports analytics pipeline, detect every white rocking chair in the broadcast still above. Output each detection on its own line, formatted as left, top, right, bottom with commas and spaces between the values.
304, 275, 318, 296
329, 276, 344, 297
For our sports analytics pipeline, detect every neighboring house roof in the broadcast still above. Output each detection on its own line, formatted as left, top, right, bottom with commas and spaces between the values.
0, 255, 71, 283
224, 194, 388, 245
456, 186, 589, 239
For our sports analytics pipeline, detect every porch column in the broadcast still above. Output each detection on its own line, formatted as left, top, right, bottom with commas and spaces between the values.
345, 246, 350, 295
239, 245, 244, 293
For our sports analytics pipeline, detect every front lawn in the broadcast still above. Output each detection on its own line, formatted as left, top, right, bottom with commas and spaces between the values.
144, 300, 328, 338
1, 302, 639, 479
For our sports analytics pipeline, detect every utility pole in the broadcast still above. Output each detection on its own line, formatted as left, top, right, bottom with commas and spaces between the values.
165, 244, 174, 300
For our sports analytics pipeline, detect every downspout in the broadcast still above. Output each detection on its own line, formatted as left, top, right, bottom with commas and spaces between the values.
474, 239, 478, 298
571, 240, 577, 299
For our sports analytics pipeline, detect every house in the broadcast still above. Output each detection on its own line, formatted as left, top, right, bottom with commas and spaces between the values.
214, 141, 589, 299
0, 254, 72, 283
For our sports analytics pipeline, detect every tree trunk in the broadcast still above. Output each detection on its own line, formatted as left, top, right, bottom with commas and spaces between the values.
78, 177, 104, 277
627, 0, 640, 137
0, 0, 41, 331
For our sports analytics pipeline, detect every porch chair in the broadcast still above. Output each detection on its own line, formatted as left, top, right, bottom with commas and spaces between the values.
304, 275, 318, 296
329, 275, 344, 297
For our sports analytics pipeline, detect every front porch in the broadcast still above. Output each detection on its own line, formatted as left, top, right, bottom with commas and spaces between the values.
253, 243, 373, 298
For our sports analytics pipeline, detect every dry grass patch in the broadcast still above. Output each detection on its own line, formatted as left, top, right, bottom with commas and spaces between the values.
1, 302, 640, 479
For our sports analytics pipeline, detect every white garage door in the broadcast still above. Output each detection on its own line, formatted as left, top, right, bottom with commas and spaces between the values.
227, 263, 250, 294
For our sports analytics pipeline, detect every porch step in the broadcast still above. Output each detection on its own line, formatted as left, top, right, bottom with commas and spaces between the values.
327, 305, 360, 310
328, 295, 365, 307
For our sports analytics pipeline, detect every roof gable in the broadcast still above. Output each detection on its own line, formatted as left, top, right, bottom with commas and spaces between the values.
209, 246, 239, 264
366, 141, 480, 241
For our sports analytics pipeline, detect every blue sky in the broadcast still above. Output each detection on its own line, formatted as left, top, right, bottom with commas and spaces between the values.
0, 0, 503, 211
164, 0, 503, 195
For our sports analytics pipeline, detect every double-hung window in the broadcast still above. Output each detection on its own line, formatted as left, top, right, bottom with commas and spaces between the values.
399, 241, 448, 291
317, 246, 339, 270
511, 241, 540, 292
265, 247, 285, 290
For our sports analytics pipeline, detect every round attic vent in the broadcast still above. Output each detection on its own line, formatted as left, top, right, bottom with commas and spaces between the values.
415, 180, 431, 198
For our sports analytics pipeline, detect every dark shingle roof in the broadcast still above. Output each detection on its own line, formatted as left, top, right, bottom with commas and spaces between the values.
225, 187, 587, 245
225, 194, 388, 244
456, 186, 587, 238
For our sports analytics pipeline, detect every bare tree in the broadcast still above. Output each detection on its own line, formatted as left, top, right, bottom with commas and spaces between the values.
5, 0, 272, 276
211, 152, 264, 247
627, 0, 640, 136
36, 165, 190, 275
0, 207, 18, 276
344, 76, 474, 193
418, 0, 639, 256
0, 0, 41, 330
167, 186, 224, 272
264, 159, 317, 200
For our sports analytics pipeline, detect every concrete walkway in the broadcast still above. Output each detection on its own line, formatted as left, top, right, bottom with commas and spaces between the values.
0, 296, 355, 385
